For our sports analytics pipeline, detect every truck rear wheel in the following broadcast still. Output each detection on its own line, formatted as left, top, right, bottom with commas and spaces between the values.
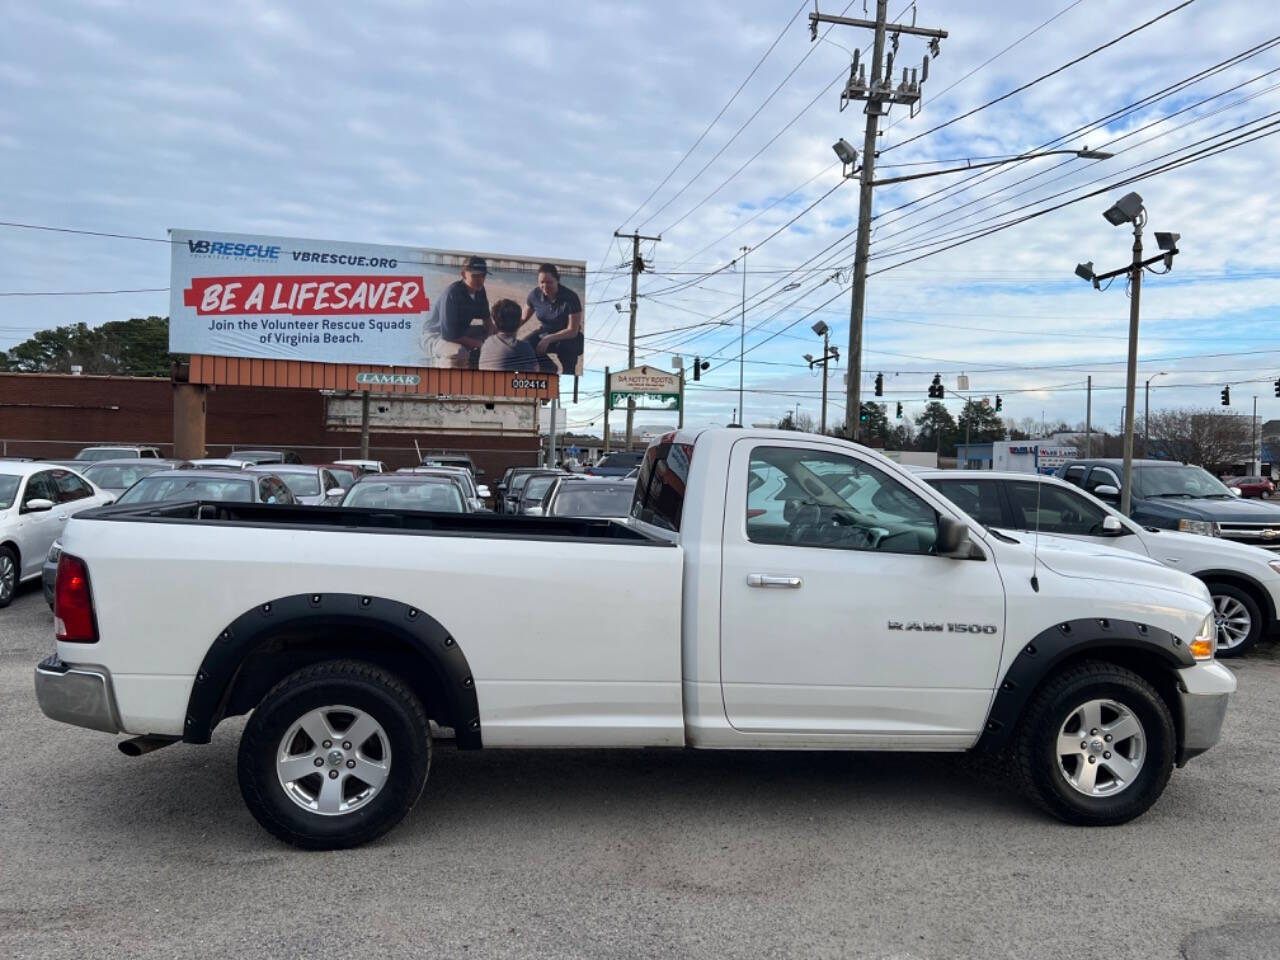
1012, 660, 1174, 826
237, 659, 430, 850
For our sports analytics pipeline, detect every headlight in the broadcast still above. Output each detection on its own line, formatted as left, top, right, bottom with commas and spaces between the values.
1189, 613, 1216, 660
1270, 560, 1280, 576
46, 541, 62, 564
1178, 519, 1220, 537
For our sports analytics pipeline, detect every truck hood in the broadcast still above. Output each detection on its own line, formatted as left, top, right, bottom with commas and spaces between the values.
1136, 495, 1280, 523
998, 529, 1209, 603
1139, 525, 1280, 566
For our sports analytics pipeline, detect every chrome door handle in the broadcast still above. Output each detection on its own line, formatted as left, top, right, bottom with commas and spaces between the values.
57, 514, 69, 521
747, 574, 802, 588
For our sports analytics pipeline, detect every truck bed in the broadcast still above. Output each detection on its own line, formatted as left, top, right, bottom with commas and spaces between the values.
80, 500, 667, 545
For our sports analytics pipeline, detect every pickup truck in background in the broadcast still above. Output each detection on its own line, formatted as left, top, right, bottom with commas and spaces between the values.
35, 429, 1234, 849
921, 470, 1280, 657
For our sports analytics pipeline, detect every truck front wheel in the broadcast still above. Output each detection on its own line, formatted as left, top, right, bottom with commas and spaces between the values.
1012, 660, 1175, 826
237, 660, 431, 850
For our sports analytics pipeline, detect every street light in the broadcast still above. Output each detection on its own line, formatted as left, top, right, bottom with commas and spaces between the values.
1144, 371, 1167, 457
1074, 190, 1180, 515
869, 147, 1113, 187
806, 320, 838, 434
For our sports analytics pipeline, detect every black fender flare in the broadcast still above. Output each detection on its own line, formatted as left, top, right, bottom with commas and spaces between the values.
974, 617, 1195, 753
182, 592, 481, 748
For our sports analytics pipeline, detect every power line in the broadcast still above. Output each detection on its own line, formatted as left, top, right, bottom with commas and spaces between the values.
0, 287, 168, 297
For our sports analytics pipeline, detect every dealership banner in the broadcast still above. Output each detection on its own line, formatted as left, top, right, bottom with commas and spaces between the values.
169, 229, 586, 373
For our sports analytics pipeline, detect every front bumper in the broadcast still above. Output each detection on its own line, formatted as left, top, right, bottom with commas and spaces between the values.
34, 655, 120, 734
1175, 660, 1236, 765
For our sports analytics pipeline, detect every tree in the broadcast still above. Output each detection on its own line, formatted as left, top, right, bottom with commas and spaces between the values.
0, 316, 184, 376
957, 400, 1006, 445
914, 402, 958, 456
1145, 407, 1250, 471
858, 401, 891, 447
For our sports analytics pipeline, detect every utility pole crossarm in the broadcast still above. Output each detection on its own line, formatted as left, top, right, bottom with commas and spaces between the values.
871, 149, 1110, 187
810, 12, 947, 38
1091, 249, 1179, 284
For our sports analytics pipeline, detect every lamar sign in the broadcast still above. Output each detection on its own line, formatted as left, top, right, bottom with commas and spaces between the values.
608, 365, 681, 411
355, 372, 421, 386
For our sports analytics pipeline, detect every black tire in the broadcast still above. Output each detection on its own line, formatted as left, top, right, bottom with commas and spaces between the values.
1012, 660, 1175, 826
237, 659, 430, 850
1262, 490, 1271, 499
0, 545, 17, 609
1205, 582, 1262, 658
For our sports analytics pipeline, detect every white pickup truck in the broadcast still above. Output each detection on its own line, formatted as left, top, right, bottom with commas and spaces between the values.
35, 428, 1235, 849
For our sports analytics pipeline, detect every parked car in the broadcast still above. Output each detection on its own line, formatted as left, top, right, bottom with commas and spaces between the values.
922, 469, 1280, 656
421, 453, 479, 478
75, 445, 162, 461
189, 458, 252, 470
586, 451, 645, 477
80, 458, 191, 495
0, 462, 114, 608
1057, 458, 1280, 552
228, 449, 303, 465
499, 467, 562, 513
395, 466, 490, 511
515, 473, 561, 514
37, 427, 1233, 849
334, 459, 386, 475
541, 475, 636, 519
112, 469, 298, 507
320, 463, 361, 491
339, 474, 469, 512
245, 465, 344, 506
1224, 475, 1275, 499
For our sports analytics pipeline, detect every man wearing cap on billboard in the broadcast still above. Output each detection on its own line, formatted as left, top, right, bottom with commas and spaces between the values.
520, 263, 583, 375
420, 255, 491, 368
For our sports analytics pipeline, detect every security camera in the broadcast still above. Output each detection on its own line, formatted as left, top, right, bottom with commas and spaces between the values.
1103, 191, 1144, 226
1154, 231, 1180, 252
1074, 261, 1095, 282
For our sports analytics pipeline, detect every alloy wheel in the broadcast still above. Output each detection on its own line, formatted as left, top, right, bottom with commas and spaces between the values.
1212, 594, 1252, 651
1056, 698, 1146, 797
0, 553, 14, 602
276, 705, 391, 816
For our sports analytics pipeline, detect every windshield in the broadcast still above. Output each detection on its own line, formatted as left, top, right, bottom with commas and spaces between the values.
82, 463, 166, 489
76, 448, 135, 462
276, 473, 321, 497
0, 474, 19, 510
343, 481, 464, 512
1134, 465, 1233, 499
328, 470, 356, 489
549, 483, 635, 517
523, 475, 557, 502
116, 476, 254, 504
598, 453, 642, 469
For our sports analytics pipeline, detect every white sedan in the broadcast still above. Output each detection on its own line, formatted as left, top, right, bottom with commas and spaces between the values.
0, 462, 114, 607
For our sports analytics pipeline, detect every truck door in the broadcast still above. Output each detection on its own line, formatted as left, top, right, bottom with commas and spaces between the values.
719, 438, 1007, 740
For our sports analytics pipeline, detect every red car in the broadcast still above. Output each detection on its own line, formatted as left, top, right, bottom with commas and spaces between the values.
1225, 475, 1275, 499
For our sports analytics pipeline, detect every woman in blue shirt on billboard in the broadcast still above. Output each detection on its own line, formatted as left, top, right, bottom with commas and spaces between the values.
521, 263, 583, 375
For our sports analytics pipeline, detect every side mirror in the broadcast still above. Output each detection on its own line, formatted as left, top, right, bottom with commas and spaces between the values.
477, 485, 491, 498
1093, 484, 1120, 500
23, 498, 55, 512
526, 506, 544, 517
1228, 486, 1242, 497
937, 516, 973, 558
1102, 515, 1123, 534
326, 488, 345, 498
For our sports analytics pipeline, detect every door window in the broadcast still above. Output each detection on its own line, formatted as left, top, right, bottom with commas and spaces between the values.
745, 446, 937, 554
1006, 480, 1111, 535
23, 471, 58, 507
927, 479, 1006, 527
53, 470, 93, 502
1085, 467, 1121, 493
1063, 465, 1088, 487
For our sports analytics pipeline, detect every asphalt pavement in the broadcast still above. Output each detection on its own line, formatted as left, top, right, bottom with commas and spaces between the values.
3, 581, 1279, 960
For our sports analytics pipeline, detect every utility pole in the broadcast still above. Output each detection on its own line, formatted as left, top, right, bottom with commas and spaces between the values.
1085, 376, 1092, 458
738, 245, 750, 426
678, 367, 685, 430
603, 366, 611, 454
811, 2, 947, 440
1120, 225, 1143, 515
614, 230, 661, 450
359, 390, 371, 459
548, 395, 559, 467
1254, 395, 1260, 474
820, 329, 830, 433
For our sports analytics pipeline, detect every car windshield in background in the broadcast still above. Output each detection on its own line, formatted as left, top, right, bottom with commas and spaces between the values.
1135, 465, 1233, 499
328, 471, 356, 489
344, 482, 464, 512
115, 476, 254, 504
523, 475, 557, 501
82, 463, 165, 489
277, 473, 321, 497
76, 448, 137, 462
0, 474, 20, 509
597, 453, 643, 469
551, 484, 635, 517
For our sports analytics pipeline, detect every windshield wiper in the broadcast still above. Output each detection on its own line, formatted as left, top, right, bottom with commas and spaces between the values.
1148, 492, 1195, 498
984, 525, 1020, 543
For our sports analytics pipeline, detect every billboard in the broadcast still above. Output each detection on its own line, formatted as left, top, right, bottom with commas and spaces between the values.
607, 365, 681, 411
169, 229, 586, 374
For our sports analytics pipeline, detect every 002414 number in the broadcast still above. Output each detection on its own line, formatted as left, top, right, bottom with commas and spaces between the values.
511, 377, 549, 390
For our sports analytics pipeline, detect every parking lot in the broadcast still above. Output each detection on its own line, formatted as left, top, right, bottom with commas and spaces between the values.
1, 582, 1277, 960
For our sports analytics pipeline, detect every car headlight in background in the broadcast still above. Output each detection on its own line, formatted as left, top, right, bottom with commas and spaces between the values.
1269, 560, 1280, 576
1178, 519, 1220, 537
46, 540, 62, 564
1189, 613, 1216, 660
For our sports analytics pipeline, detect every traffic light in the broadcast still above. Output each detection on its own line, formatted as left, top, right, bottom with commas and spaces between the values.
692, 357, 709, 381
895, 402, 903, 419
1221, 385, 1231, 406
859, 403, 869, 423
874, 372, 884, 397
995, 394, 1003, 412
1273, 377, 1279, 398
928, 373, 943, 399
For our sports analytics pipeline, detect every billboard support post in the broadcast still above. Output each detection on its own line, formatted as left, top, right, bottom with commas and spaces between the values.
359, 391, 370, 459
603, 367, 611, 455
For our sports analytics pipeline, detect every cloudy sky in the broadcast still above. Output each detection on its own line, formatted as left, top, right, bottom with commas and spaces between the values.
2, 0, 1279, 436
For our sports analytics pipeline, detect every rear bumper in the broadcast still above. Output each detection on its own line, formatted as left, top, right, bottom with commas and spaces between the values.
34, 655, 120, 734
41, 559, 56, 608
1175, 661, 1236, 765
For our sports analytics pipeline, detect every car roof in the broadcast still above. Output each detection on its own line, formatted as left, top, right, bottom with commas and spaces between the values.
136, 469, 258, 481
244, 464, 318, 474
352, 474, 457, 485
555, 474, 633, 484
0, 461, 85, 478
1060, 458, 1177, 467
82, 457, 187, 467
915, 469, 1076, 483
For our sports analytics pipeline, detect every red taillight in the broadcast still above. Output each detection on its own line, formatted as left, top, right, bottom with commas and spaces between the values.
54, 554, 98, 643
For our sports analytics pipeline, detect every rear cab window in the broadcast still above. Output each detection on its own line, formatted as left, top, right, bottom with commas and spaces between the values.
632, 437, 693, 531
1063, 465, 1088, 487
927, 478, 1006, 527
